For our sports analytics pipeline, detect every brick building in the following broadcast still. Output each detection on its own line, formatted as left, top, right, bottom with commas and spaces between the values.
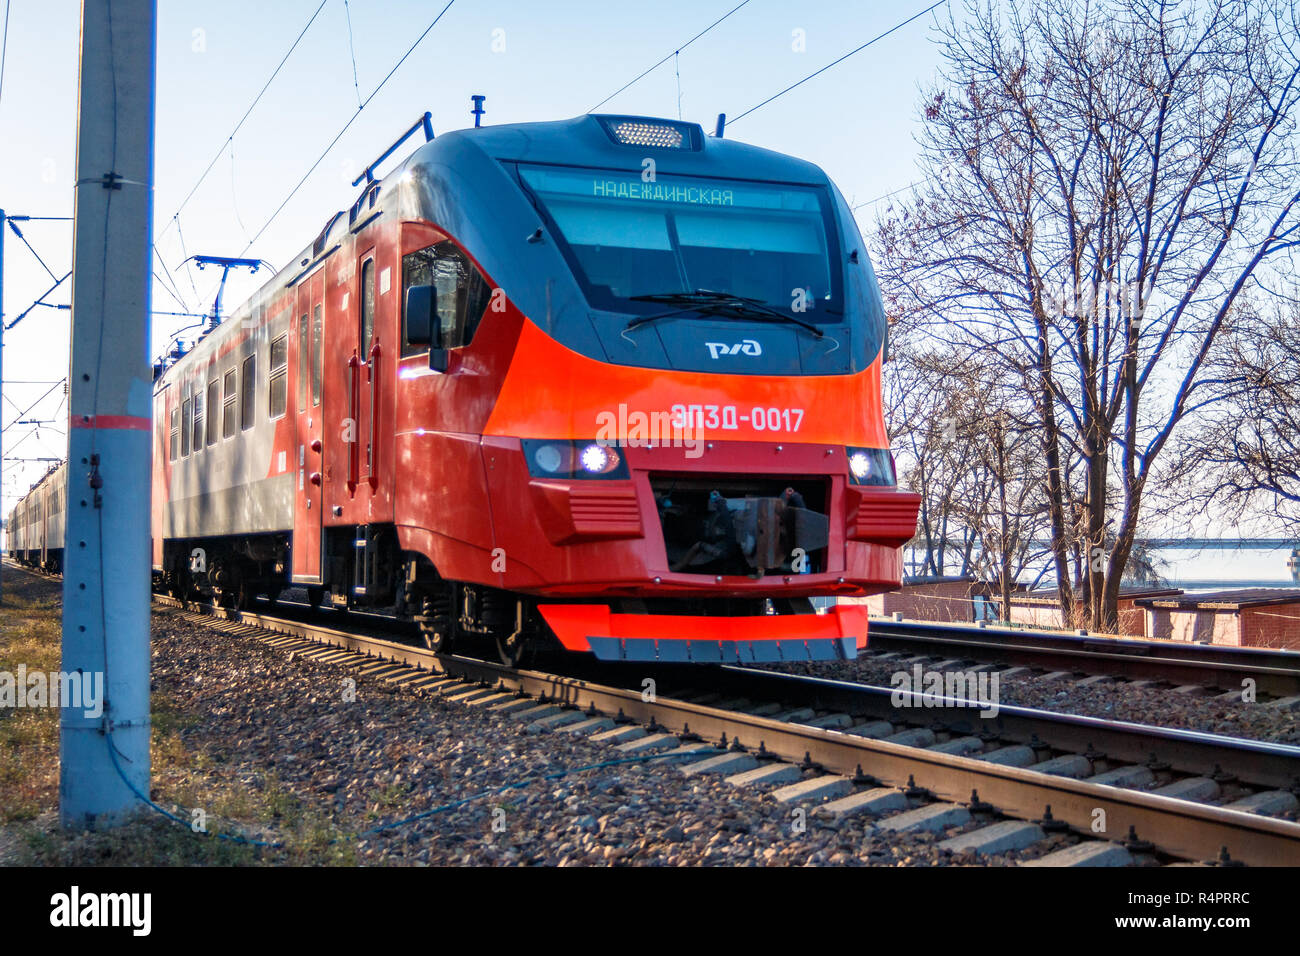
999, 586, 1184, 637
1134, 589, 1300, 650
843, 575, 992, 624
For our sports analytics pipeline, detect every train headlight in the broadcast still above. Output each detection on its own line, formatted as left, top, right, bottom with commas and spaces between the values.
846, 447, 896, 486
580, 443, 612, 473
531, 442, 567, 475
522, 440, 629, 480
597, 116, 697, 149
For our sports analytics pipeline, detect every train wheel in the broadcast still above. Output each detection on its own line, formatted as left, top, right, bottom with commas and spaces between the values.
494, 602, 532, 668
495, 631, 530, 668
220, 579, 253, 611
416, 590, 454, 654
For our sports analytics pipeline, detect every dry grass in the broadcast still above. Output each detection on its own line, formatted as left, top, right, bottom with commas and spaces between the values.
0, 568, 356, 865
0, 587, 63, 825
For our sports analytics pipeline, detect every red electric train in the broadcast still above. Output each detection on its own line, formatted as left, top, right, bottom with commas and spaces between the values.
144, 111, 920, 665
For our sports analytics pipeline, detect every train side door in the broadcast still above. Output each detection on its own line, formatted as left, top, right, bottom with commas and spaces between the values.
350, 248, 379, 499
292, 270, 325, 582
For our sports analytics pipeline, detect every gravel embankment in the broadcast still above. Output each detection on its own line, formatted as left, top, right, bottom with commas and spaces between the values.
145, 611, 1026, 865
2, 567, 1078, 865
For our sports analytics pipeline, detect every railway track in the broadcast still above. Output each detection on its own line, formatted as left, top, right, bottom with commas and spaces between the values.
150, 591, 1300, 866
861, 619, 1300, 699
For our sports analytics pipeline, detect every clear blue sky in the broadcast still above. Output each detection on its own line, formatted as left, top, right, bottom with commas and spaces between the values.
0, 0, 951, 509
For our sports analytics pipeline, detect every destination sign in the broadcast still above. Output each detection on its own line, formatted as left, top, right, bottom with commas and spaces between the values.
592, 179, 735, 206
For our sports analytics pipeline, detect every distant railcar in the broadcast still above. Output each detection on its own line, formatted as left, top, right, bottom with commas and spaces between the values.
147, 113, 920, 664
6, 461, 67, 573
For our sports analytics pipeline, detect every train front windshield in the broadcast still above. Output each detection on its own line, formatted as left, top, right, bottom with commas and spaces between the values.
518, 165, 842, 319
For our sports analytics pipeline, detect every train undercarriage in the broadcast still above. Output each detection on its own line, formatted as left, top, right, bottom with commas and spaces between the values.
157, 526, 549, 666
155, 502, 837, 668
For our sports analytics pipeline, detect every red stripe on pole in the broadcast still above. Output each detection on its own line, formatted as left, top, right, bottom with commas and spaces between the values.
69, 414, 150, 431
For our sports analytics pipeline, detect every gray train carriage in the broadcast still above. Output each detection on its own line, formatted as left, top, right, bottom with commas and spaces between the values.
6, 461, 67, 572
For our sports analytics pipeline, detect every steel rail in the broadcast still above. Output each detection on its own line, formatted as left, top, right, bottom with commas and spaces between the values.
679, 666, 1300, 791
865, 620, 1300, 697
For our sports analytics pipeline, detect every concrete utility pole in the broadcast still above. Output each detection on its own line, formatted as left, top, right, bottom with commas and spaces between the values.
61, 0, 156, 828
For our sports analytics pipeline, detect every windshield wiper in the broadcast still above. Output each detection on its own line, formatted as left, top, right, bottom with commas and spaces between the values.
623, 289, 824, 338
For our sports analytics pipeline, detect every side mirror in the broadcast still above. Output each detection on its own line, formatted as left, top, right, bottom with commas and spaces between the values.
404, 285, 435, 345
406, 284, 450, 372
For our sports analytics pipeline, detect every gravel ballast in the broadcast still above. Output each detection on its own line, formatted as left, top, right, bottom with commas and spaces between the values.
0, 568, 1083, 866
147, 610, 1034, 865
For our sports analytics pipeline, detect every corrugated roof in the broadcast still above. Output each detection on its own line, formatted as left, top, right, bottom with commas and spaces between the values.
1008, 586, 1183, 605
1134, 588, 1300, 610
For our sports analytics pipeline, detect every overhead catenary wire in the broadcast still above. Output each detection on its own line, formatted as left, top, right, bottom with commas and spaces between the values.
853, 180, 924, 210
229, 139, 251, 244
155, 0, 330, 245
151, 0, 331, 317
153, 274, 189, 314
727, 0, 947, 127
342, 0, 363, 109
1, 378, 67, 435
236, 0, 456, 258
587, 0, 752, 113
152, 252, 193, 314
0, 0, 9, 114
171, 217, 202, 304
5, 271, 71, 330
6, 219, 61, 283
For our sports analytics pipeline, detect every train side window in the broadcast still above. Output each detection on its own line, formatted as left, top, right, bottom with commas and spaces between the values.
169, 408, 180, 461
297, 313, 308, 413
269, 333, 288, 419
402, 241, 491, 355
360, 257, 376, 357
222, 369, 238, 438
192, 390, 204, 453
206, 380, 220, 446
240, 355, 256, 431
181, 398, 193, 457
401, 245, 437, 357
311, 305, 322, 406
437, 244, 491, 349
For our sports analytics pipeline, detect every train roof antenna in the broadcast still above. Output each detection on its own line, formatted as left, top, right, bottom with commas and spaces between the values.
471, 95, 486, 128
714, 113, 726, 138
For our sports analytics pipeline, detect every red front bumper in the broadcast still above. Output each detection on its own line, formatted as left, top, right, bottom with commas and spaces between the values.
485, 437, 922, 599
539, 604, 870, 663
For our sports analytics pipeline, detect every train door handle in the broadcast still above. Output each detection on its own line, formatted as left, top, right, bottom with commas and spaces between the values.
367, 342, 380, 485
347, 353, 360, 492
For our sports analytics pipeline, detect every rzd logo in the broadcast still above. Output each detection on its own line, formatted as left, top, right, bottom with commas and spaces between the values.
705, 339, 762, 360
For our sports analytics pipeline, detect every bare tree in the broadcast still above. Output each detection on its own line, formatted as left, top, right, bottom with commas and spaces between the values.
1177, 300, 1300, 528
887, 334, 1051, 612
876, 0, 1300, 630
887, 339, 988, 576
